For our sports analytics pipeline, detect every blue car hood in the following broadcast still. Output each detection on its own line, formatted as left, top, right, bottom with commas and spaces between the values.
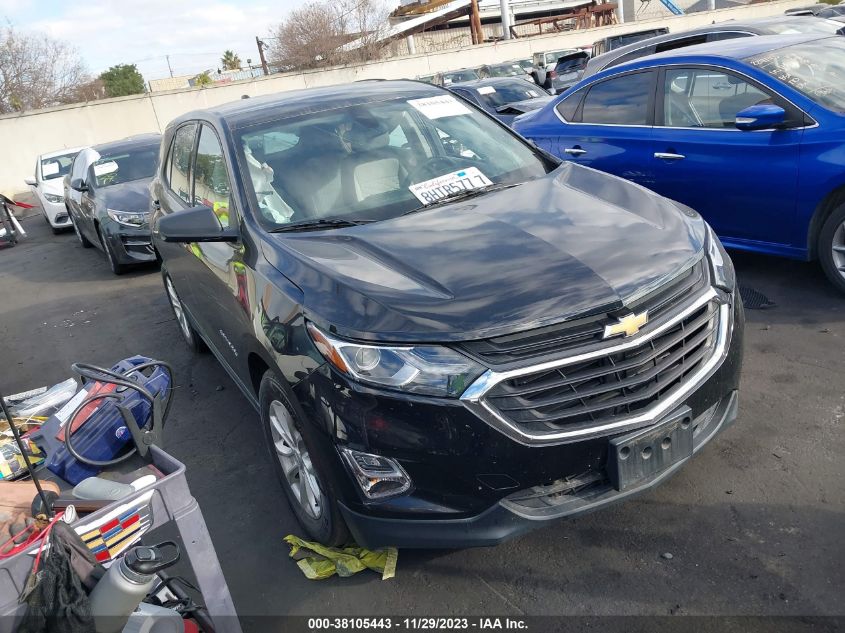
262, 162, 707, 342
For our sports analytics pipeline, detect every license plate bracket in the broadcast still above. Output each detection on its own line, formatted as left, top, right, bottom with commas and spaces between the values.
607, 406, 694, 492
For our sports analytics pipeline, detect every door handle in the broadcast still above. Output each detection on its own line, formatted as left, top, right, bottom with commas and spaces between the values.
654, 152, 685, 160
565, 147, 587, 156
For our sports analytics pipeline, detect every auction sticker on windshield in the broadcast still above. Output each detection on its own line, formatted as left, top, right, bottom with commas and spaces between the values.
408, 95, 471, 119
409, 167, 493, 205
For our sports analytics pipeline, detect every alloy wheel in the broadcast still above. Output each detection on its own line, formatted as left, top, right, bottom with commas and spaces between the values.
832, 219, 845, 282
165, 276, 192, 341
268, 399, 323, 520
73, 218, 84, 244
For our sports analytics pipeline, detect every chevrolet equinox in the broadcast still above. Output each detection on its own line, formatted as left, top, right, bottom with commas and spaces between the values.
150, 81, 744, 548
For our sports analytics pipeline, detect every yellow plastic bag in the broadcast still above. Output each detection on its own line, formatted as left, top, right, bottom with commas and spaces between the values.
284, 535, 398, 581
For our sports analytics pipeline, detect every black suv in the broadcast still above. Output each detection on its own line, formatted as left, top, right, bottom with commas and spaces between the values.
150, 81, 744, 548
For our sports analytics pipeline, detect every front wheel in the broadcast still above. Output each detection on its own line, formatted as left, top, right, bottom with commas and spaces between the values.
72, 211, 92, 248
818, 203, 845, 294
162, 270, 205, 353
99, 224, 126, 275
259, 371, 348, 546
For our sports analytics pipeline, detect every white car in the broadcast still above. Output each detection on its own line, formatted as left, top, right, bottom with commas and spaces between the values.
25, 147, 83, 233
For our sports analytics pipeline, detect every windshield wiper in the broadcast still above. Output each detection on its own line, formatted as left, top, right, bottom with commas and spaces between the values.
402, 183, 519, 216
269, 217, 373, 233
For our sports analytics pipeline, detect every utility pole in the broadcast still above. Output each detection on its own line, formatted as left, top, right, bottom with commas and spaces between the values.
256, 36, 270, 76
499, 0, 511, 40
165, 54, 174, 78
469, 0, 483, 45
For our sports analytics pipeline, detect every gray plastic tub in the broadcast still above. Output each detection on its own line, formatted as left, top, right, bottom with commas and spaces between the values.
0, 446, 241, 633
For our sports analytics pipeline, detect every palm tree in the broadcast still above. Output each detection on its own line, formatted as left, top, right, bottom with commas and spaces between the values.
221, 50, 241, 71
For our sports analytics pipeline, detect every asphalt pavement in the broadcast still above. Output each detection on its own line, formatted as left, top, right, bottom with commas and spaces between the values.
1, 213, 842, 629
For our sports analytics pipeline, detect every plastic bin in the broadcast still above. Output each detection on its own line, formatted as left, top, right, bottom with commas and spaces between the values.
0, 446, 242, 633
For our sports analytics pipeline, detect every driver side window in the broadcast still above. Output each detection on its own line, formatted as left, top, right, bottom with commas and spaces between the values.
661, 68, 774, 129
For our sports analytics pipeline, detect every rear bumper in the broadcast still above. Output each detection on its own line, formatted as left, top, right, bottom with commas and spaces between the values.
340, 390, 739, 549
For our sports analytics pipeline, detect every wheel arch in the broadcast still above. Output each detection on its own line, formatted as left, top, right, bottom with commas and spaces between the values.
808, 184, 845, 260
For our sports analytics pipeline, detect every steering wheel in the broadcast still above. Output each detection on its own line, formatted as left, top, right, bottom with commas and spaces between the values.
402, 156, 463, 188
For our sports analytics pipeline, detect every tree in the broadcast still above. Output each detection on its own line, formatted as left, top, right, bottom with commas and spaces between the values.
194, 72, 213, 87
99, 64, 145, 98
0, 26, 90, 113
267, 0, 389, 71
221, 50, 241, 71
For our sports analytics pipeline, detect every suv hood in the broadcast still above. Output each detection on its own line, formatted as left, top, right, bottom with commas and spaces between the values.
263, 162, 707, 343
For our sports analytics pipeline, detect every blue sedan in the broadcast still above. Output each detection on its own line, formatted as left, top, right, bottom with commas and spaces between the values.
514, 34, 845, 292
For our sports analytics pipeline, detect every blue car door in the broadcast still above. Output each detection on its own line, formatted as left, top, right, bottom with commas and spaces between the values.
649, 66, 802, 248
529, 70, 658, 189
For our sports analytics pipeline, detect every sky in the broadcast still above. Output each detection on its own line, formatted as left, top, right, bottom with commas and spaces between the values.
2, 0, 311, 82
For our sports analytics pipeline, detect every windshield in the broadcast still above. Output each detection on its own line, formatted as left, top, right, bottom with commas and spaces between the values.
749, 38, 845, 112
91, 145, 158, 188
443, 70, 479, 84
475, 81, 546, 107
610, 29, 666, 49
488, 63, 525, 77
765, 18, 843, 33
40, 153, 77, 181
237, 94, 553, 229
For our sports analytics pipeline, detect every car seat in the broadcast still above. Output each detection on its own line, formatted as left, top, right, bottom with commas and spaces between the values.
340, 118, 408, 206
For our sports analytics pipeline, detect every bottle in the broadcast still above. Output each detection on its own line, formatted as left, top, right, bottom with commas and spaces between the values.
89, 542, 180, 633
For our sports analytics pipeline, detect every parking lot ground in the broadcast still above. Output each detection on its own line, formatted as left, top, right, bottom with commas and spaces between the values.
1, 215, 843, 628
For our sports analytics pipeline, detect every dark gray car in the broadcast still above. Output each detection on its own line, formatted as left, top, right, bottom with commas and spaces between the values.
582, 16, 845, 80
65, 134, 161, 274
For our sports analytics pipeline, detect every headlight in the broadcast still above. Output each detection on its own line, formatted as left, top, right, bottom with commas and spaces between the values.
107, 209, 149, 227
44, 193, 63, 203
706, 224, 735, 292
306, 323, 484, 397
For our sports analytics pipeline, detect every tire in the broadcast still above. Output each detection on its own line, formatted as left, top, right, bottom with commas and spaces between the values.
162, 269, 205, 353
99, 224, 126, 275
258, 371, 348, 546
72, 211, 92, 248
818, 202, 845, 294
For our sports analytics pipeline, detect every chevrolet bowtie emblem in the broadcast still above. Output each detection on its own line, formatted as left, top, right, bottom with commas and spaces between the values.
603, 311, 649, 339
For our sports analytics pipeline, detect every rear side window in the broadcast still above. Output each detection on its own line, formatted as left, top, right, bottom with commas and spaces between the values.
166, 123, 197, 205
606, 46, 656, 70
193, 125, 233, 228
707, 31, 754, 42
580, 71, 654, 125
653, 35, 707, 53
555, 88, 584, 121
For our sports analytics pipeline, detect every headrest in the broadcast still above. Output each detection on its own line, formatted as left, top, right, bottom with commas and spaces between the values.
344, 117, 391, 152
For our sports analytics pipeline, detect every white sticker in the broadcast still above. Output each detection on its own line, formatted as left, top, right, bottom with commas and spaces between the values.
42, 162, 60, 177
408, 167, 493, 205
477, 86, 496, 95
408, 95, 471, 119
55, 388, 88, 427
93, 161, 118, 177
528, 90, 539, 97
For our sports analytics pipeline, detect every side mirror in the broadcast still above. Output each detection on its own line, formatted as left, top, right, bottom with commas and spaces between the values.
735, 104, 785, 131
70, 177, 88, 192
24, 177, 36, 186
155, 205, 238, 243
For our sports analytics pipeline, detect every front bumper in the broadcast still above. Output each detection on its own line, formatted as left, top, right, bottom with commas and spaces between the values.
294, 293, 744, 549
102, 220, 156, 265
42, 199, 72, 228
340, 391, 738, 549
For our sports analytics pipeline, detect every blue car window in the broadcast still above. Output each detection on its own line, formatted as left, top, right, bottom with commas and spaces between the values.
662, 68, 772, 128
580, 71, 653, 125
555, 88, 585, 121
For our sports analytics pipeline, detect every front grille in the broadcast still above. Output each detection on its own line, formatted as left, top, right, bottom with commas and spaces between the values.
481, 296, 721, 437
460, 260, 707, 368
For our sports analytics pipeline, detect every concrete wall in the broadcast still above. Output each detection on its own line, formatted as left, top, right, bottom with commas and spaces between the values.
0, 0, 807, 195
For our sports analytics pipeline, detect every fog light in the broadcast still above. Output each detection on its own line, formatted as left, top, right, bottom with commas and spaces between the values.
340, 448, 411, 500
